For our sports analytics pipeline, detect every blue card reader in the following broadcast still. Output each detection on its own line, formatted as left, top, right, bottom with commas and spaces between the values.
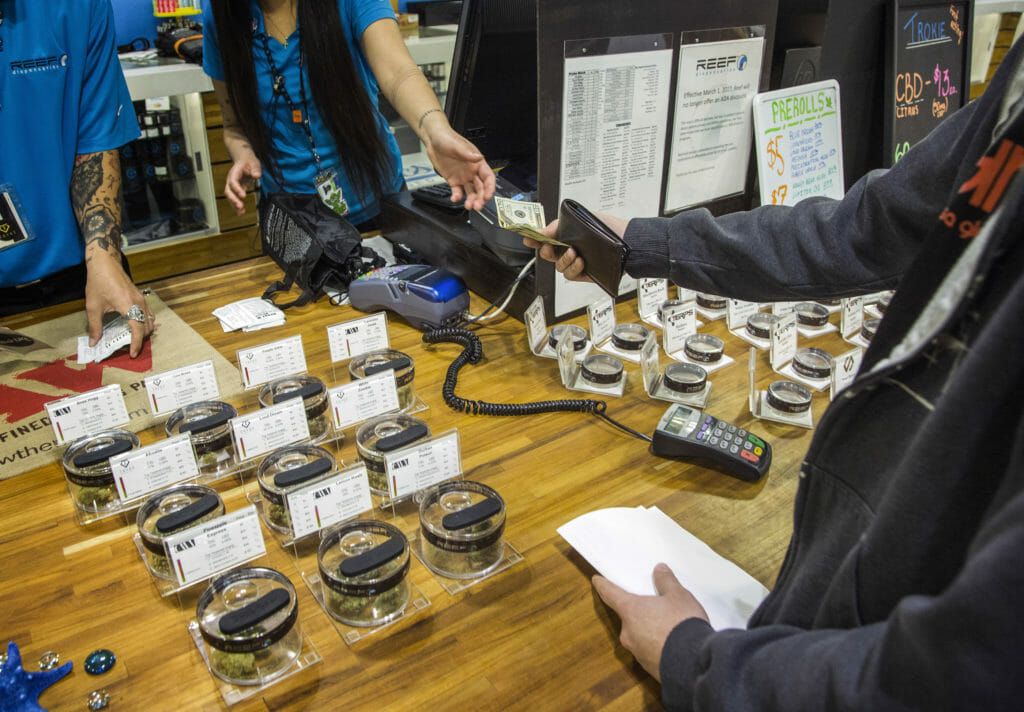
348, 264, 470, 330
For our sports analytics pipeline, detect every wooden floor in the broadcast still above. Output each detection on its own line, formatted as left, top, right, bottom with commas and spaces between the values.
0, 257, 842, 711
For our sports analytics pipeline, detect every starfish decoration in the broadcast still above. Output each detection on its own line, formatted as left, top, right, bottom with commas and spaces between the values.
0, 641, 72, 712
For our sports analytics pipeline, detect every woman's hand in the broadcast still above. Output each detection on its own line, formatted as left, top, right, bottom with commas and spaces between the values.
224, 154, 262, 215
423, 118, 496, 211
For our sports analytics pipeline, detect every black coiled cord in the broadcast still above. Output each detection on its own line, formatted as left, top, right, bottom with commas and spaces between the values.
423, 327, 652, 442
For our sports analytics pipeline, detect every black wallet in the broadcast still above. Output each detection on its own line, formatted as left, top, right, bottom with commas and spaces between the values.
556, 199, 630, 298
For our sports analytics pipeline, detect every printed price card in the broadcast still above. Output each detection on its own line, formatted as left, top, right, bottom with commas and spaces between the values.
230, 398, 309, 462
328, 371, 400, 430
831, 347, 864, 400
524, 295, 548, 353
144, 360, 220, 416
770, 313, 799, 371
326, 313, 389, 363
236, 335, 307, 389
841, 297, 864, 339
111, 434, 199, 501
386, 430, 461, 499
587, 296, 616, 346
165, 506, 266, 586
637, 279, 669, 319
662, 301, 698, 355
726, 300, 759, 332
45, 384, 130, 445
287, 464, 373, 539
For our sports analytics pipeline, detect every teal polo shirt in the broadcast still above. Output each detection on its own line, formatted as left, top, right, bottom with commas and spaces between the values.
0, 0, 140, 287
202, 0, 404, 226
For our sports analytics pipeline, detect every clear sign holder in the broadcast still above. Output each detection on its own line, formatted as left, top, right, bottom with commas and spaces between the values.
408, 533, 525, 596
523, 294, 592, 361
639, 334, 711, 408
557, 329, 627, 398
748, 348, 814, 429
186, 620, 321, 706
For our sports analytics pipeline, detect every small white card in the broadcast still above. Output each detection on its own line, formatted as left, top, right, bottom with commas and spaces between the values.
770, 314, 798, 372
386, 430, 461, 499
725, 299, 759, 332
230, 398, 309, 462
587, 297, 616, 347
286, 463, 373, 539
840, 297, 864, 339
830, 347, 864, 400
236, 335, 307, 389
637, 278, 669, 320
326, 313, 389, 363
662, 301, 698, 356
144, 360, 220, 416
328, 371, 400, 430
524, 295, 548, 353
111, 434, 199, 501
45, 384, 130, 445
76, 317, 131, 364
213, 297, 285, 332
772, 301, 800, 316
165, 506, 267, 586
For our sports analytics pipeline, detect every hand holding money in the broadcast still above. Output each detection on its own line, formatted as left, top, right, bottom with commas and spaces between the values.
493, 196, 568, 248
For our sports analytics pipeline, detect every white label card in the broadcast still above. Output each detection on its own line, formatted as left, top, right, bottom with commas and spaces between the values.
637, 279, 668, 319
144, 360, 220, 416
386, 430, 462, 499
587, 297, 616, 346
770, 314, 798, 371
524, 295, 547, 353
726, 300, 760, 331
111, 434, 199, 501
326, 313, 389, 363
841, 297, 864, 339
287, 464, 373, 539
230, 398, 309, 461
772, 301, 799, 316
830, 347, 864, 400
45, 384, 129, 445
328, 371, 400, 430
662, 301, 698, 355
236, 335, 307, 389
165, 506, 266, 586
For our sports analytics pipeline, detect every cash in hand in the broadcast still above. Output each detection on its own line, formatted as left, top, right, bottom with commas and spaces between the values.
493, 196, 568, 248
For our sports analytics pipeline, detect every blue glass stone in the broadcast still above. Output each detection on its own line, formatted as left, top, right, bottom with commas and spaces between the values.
84, 649, 116, 675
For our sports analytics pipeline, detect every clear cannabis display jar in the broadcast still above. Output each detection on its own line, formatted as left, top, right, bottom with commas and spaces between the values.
792, 347, 833, 380
137, 484, 224, 580
62, 429, 140, 512
349, 349, 416, 411
862, 317, 881, 342
795, 302, 830, 327
257, 375, 330, 443
317, 519, 411, 627
580, 353, 623, 386
547, 324, 588, 352
256, 445, 336, 534
746, 312, 780, 339
684, 333, 725, 363
663, 362, 707, 394
196, 567, 301, 686
766, 380, 813, 414
658, 298, 685, 323
355, 413, 431, 494
696, 293, 727, 310
610, 323, 649, 351
165, 400, 238, 476
419, 480, 506, 579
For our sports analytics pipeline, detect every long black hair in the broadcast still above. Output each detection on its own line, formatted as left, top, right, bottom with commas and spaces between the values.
210, 0, 394, 198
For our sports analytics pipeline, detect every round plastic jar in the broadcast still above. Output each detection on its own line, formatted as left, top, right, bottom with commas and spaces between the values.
419, 480, 506, 579
355, 413, 431, 494
165, 401, 237, 476
257, 375, 330, 443
318, 520, 411, 627
349, 350, 416, 411
766, 380, 813, 414
196, 567, 301, 686
547, 324, 588, 352
256, 445, 336, 533
795, 302, 830, 327
684, 333, 725, 363
696, 293, 727, 310
746, 312, 780, 339
663, 362, 707, 394
62, 429, 139, 512
658, 298, 685, 323
137, 484, 224, 580
611, 323, 649, 351
580, 353, 623, 385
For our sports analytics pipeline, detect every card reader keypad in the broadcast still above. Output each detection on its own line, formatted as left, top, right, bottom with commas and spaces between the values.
696, 415, 764, 465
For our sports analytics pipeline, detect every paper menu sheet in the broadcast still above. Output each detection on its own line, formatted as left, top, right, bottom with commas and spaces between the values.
557, 506, 768, 630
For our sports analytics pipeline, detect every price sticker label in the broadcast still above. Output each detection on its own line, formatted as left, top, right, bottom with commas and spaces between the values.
662, 300, 698, 355
637, 278, 668, 319
230, 398, 309, 462
524, 295, 547, 353
385, 430, 461, 499
841, 297, 864, 339
111, 434, 199, 501
326, 313, 389, 363
236, 335, 307, 389
287, 464, 373, 539
726, 300, 759, 331
165, 506, 266, 586
45, 384, 129, 445
770, 313, 798, 371
587, 296, 616, 347
144, 360, 220, 416
328, 371, 400, 430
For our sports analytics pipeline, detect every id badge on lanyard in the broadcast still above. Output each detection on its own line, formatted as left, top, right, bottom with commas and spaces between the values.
316, 170, 349, 217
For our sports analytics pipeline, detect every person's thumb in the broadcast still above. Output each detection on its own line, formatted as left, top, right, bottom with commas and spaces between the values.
652, 563, 683, 596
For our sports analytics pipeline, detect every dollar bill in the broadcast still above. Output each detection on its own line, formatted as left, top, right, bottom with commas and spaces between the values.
493, 196, 568, 248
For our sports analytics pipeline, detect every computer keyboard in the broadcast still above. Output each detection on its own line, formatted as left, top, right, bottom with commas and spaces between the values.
410, 182, 464, 213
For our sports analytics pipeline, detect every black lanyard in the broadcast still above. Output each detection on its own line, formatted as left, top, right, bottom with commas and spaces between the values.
253, 18, 325, 185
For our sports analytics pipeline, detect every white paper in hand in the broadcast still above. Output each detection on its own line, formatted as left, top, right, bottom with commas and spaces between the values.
557, 506, 768, 630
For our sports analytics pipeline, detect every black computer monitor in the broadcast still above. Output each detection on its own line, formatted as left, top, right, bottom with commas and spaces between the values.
444, 0, 538, 191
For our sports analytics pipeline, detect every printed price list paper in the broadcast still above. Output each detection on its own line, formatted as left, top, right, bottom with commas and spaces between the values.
328, 371, 400, 430
287, 464, 373, 539
165, 506, 267, 586
144, 360, 220, 416
326, 313, 389, 363
386, 430, 462, 499
230, 398, 309, 462
111, 434, 199, 500
236, 335, 307, 389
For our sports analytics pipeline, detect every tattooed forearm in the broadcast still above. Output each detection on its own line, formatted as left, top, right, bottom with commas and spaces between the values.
71, 150, 125, 259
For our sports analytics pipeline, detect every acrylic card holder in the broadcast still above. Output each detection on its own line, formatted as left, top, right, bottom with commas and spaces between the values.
588, 296, 647, 364
557, 326, 626, 397
637, 278, 669, 328
748, 349, 814, 429
640, 333, 711, 408
829, 347, 864, 401
523, 294, 591, 361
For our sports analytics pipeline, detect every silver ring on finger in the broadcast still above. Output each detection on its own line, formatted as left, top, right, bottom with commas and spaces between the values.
126, 304, 146, 323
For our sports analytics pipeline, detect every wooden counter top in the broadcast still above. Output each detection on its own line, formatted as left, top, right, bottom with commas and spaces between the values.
0, 257, 840, 711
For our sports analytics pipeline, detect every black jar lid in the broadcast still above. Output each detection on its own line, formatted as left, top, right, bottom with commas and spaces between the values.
419, 480, 506, 554
746, 312, 780, 339
547, 324, 588, 352
766, 380, 813, 414
683, 333, 724, 362
663, 362, 707, 394
580, 353, 623, 385
165, 401, 237, 440
611, 323, 649, 351
62, 429, 140, 484
196, 567, 298, 654
349, 349, 415, 388
795, 302, 830, 327
792, 347, 833, 380
318, 520, 410, 597
137, 484, 224, 555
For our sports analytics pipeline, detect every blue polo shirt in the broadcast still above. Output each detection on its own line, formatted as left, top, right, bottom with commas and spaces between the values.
0, 0, 140, 287
202, 0, 404, 226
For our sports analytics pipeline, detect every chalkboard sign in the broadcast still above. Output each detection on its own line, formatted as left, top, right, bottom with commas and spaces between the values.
884, 0, 973, 167
752, 79, 844, 206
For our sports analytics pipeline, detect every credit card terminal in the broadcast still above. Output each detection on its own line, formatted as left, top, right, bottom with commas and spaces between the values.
651, 404, 771, 482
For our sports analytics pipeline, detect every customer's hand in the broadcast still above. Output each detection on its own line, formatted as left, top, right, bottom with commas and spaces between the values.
522, 219, 590, 280
592, 563, 710, 682
224, 155, 262, 215
424, 122, 496, 211
84, 252, 154, 358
